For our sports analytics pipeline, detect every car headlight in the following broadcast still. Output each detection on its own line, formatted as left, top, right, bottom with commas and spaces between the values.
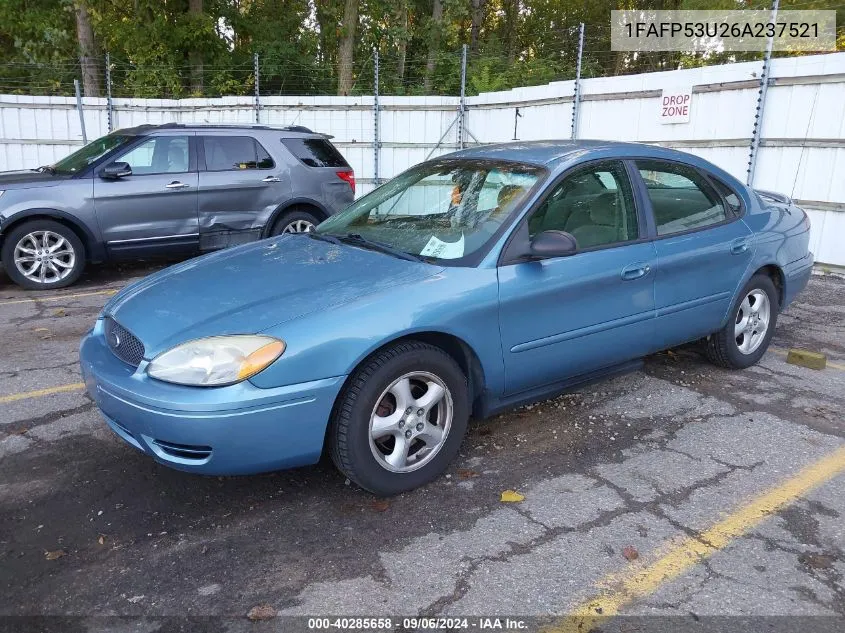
147, 335, 285, 387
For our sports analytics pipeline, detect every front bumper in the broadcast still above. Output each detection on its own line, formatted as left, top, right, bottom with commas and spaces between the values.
79, 321, 346, 475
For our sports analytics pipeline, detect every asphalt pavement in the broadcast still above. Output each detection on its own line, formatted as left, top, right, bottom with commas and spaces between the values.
0, 261, 843, 632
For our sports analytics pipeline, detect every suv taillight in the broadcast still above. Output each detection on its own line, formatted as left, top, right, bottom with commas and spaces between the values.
336, 170, 355, 195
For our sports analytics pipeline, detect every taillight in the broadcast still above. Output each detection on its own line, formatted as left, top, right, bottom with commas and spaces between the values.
336, 170, 355, 195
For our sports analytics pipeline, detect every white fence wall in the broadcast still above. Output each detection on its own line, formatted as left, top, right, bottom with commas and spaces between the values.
1, 53, 843, 266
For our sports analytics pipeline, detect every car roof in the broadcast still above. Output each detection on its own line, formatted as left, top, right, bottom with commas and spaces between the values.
445, 139, 712, 170
114, 123, 322, 137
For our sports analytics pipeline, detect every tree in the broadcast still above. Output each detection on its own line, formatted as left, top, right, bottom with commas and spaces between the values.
337, 0, 359, 95
423, 0, 443, 93
75, 0, 100, 96
187, 0, 203, 94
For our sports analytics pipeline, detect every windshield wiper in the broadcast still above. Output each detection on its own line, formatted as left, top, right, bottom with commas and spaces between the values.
337, 233, 426, 263
34, 165, 56, 175
307, 231, 341, 245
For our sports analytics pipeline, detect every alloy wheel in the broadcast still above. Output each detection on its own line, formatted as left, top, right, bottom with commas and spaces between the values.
734, 289, 770, 355
282, 219, 314, 234
13, 231, 76, 285
368, 371, 453, 473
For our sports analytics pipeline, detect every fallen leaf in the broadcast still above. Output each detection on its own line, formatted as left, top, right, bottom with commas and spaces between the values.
622, 545, 639, 561
247, 604, 276, 621
44, 549, 66, 560
34, 327, 52, 340
53, 308, 66, 317
500, 490, 525, 503
457, 469, 479, 480
97, 534, 106, 545
369, 499, 389, 512
127, 595, 145, 604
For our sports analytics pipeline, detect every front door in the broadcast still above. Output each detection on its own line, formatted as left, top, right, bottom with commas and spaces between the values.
93, 133, 199, 257
633, 159, 754, 350
498, 160, 657, 395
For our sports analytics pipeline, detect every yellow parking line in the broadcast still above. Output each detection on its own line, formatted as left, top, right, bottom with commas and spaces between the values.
0, 288, 117, 306
769, 347, 845, 371
0, 382, 86, 405
548, 444, 845, 633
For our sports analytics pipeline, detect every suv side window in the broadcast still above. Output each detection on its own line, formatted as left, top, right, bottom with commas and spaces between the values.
116, 136, 190, 175
528, 160, 638, 250
282, 137, 349, 168
203, 136, 274, 171
636, 160, 728, 236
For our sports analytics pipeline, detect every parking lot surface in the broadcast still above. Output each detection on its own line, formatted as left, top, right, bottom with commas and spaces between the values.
1, 262, 844, 629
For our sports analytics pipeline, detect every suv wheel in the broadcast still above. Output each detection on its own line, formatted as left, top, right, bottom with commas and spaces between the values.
1, 220, 86, 290
271, 209, 319, 236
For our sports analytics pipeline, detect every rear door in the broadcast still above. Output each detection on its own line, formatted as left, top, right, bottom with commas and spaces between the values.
633, 159, 754, 350
93, 133, 199, 257
281, 136, 355, 213
197, 134, 290, 249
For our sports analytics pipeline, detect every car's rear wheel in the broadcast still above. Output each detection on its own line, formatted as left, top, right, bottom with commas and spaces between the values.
1, 220, 85, 290
705, 273, 778, 369
270, 209, 320, 236
329, 341, 469, 495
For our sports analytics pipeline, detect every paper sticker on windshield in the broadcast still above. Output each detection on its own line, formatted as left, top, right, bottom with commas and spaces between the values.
420, 234, 465, 259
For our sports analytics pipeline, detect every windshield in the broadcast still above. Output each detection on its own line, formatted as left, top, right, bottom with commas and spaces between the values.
317, 160, 544, 263
52, 134, 133, 174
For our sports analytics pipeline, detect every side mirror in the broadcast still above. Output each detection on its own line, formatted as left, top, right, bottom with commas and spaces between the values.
101, 162, 132, 179
529, 230, 577, 258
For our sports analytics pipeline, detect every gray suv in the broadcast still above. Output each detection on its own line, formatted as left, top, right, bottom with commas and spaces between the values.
0, 123, 355, 290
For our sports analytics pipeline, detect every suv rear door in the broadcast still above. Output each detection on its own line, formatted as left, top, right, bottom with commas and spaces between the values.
197, 134, 290, 250
281, 136, 355, 213
93, 132, 199, 258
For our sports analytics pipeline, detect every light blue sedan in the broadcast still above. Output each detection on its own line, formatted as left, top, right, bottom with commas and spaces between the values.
80, 140, 814, 495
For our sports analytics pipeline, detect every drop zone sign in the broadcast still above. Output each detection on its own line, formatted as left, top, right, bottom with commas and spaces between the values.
660, 88, 692, 124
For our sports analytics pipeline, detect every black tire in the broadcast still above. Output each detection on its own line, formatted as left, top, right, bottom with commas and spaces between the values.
705, 273, 779, 369
329, 341, 469, 496
270, 208, 320, 236
1, 220, 86, 290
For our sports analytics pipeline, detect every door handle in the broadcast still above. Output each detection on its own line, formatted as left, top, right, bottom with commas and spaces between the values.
731, 238, 750, 255
621, 263, 651, 281
262, 176, 281, 183
165, 181, 190, 189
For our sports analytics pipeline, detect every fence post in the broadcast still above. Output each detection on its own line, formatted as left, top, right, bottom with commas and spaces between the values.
571, 23, 585, 140
373, 49, 381, 186
254, 53, 261, 124
105, 52, 113, 133
747, 0, 779, 186
457, 44, 467, 150
74, 79, 88, 144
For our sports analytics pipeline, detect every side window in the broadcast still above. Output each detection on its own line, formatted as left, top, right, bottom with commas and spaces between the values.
636, 160, 728, 236
281, 137, 349, 168
711, 177, 743, 216
203, 136, 274, 171
529, 161, 638, 250
116, 136, 189, 175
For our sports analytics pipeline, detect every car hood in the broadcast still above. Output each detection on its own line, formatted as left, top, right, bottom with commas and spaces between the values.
105, 235, 442, 356
0, 170, 68, 189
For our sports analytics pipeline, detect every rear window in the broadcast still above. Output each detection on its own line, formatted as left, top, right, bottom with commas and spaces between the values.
282, 137, 348, 168
203, 136, 274, 171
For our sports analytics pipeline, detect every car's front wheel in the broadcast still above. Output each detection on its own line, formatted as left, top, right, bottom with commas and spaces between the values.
329, 341, 469, 495
1, 220, 86, 290
705, 273, 779, 369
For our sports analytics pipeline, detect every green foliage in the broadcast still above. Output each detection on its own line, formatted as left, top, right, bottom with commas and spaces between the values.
0, 0, 841, 97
